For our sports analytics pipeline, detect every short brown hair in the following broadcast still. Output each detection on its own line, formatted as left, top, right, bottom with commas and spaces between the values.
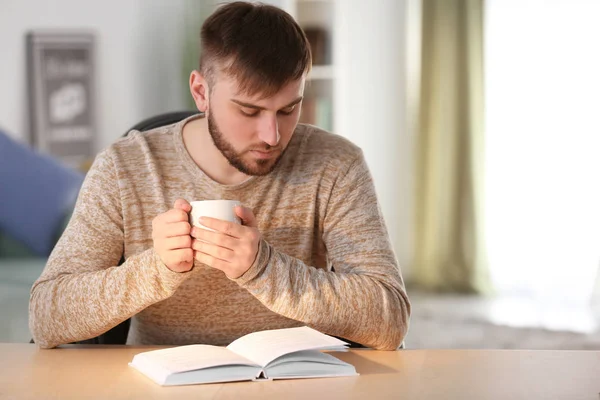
199, 1, 312, 98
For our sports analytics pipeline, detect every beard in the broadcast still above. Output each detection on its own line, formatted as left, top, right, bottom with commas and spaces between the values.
207, 111, 285, 176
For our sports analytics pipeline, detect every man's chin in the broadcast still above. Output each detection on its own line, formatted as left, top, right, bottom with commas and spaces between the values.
245, 162, 277, 176
237, 156, 278, 176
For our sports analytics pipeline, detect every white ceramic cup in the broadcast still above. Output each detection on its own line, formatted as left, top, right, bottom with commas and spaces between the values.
189, 200, 241, 231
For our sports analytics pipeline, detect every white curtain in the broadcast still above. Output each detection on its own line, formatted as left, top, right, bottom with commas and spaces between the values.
484, 0, 600, 308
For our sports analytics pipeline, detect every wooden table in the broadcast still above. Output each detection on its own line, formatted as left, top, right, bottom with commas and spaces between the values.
1, 344, 599, 399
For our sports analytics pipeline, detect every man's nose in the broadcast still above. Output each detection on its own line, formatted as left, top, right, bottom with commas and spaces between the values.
258, 115, 280, 147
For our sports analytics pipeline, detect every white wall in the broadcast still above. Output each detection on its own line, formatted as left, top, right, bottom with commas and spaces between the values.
0, 0, 192, 151
334, 0, 414, 278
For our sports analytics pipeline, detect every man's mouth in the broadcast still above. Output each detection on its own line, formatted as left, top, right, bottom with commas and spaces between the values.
250, 149, 277, 159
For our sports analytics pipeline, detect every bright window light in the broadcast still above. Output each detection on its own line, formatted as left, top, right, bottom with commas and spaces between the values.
484, 0, 600, 308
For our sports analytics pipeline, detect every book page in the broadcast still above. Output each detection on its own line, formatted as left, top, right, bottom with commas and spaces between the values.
266, 350, 351, 368
265, 350, 358, 380
131, 344, 258, 374
226, 326, 348, 367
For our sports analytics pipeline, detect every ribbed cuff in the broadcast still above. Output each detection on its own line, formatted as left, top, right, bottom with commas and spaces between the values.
230, 239, 270, 286
146, 248, 192, 292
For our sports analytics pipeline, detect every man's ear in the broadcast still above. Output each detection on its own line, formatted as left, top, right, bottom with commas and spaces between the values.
190, 70, 210, 112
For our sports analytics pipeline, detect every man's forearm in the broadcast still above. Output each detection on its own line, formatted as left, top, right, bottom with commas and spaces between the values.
29, 249, 188, 348
233, 241, 411, 350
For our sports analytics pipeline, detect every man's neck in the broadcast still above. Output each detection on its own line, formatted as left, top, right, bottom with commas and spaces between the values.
182, 117, 251, 186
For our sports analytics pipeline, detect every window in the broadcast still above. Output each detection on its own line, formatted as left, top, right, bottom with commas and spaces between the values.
484, 0, 600, 309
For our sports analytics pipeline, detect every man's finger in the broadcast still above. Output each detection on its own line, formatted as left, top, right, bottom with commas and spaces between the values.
191, 227, 236, 250
194, 251, 231, 275
200, 217, 243, 237
161, 208, 190, 223
192, 240, 233, 262
164, 221, 192, 238
165, 235, 192, 250
173, 198, 192, 213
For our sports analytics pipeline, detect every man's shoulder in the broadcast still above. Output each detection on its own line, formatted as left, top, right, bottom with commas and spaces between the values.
89, 123, 180, 180
296, 124, 363, 165
116, 122, 176, 149
104, 122, 178, 159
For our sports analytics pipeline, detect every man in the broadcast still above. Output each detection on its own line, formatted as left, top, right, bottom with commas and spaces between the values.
30, 1, 410, 350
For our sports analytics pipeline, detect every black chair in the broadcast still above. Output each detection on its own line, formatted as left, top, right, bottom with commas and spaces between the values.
125, 111, 199, 134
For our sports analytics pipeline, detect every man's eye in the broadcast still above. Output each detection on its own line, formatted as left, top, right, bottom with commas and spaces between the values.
278, 106, 296, 116
240, 109, 259, 117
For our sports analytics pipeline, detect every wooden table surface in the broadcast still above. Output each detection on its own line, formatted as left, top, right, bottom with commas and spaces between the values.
1, 344, 599, 399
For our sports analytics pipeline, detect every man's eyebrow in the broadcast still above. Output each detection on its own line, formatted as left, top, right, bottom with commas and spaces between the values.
230, 96, 303, 111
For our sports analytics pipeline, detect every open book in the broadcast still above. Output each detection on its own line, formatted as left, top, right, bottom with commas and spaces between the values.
129, 326, 358, 386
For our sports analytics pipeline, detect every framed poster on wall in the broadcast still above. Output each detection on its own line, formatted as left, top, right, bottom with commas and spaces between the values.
26, 31, 96, 170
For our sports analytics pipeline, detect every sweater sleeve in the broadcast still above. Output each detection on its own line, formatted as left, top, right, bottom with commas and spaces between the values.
29, 149, 190, 348
233, 153, 411, 350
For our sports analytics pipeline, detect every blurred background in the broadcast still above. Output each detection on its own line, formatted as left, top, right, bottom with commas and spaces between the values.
1, 0, 599, 349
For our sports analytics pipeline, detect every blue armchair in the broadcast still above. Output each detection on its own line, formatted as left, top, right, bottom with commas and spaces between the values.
0, 130, 83, 258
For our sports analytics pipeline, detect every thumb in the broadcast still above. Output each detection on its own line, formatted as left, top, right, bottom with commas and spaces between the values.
173, 198, 192, 213
235, 205, 257, 228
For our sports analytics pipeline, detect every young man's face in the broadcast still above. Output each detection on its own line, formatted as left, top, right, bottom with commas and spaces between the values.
205, 72, 305, 176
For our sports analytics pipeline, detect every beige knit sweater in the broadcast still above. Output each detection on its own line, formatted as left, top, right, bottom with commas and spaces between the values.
29, 115, 411, 350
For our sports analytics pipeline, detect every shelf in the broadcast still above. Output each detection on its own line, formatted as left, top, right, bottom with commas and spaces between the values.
307, 65, 334, 81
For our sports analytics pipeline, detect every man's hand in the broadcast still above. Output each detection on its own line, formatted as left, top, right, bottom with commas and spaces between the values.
152, 199, 194, 273
191, 205, 260, 279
